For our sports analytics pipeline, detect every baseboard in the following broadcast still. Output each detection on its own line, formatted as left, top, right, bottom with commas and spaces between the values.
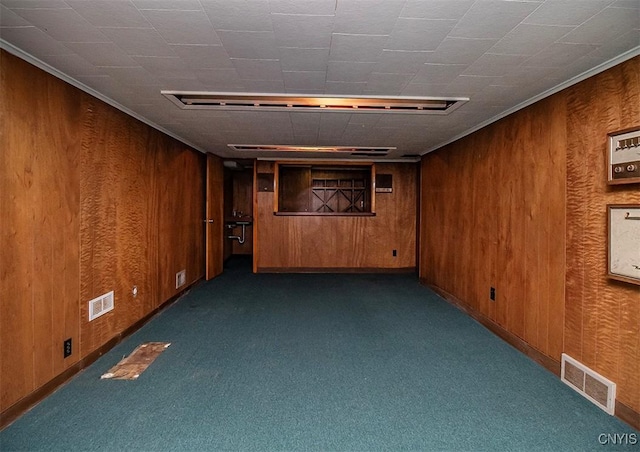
616, 400, 640, 431
421, 279, 640, 431
258, 266, 416, 274
0, 281, 200, 430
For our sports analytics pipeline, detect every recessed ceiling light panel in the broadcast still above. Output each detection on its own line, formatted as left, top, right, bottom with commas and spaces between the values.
162, 91, 468, 115
228, 145, 395, 155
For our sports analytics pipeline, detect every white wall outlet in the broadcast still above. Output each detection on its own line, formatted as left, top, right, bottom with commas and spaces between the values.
176, 270, 186, 289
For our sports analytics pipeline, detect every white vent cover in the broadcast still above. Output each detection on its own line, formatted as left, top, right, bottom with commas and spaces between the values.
88, 291, 114, 321
176, 270, 186, 289
561, 353, 616, 415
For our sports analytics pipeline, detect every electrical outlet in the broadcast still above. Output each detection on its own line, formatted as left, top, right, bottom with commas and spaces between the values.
392, 249, 397, 257
490, 287, 496, 301
63, 338, 72, 358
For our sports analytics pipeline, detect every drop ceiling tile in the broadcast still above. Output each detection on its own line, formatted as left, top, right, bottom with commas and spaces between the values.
132, 55, 192, 78
11, 7, 109, 42
559, 7, 640, 45
141, 9, 221, 45
424, 37, 497, 64
400, 0, 474, 20
385, 18, 456, 51
64, 42, 139, 66
329, 33, 388, 63
523, 0, 612, 26
66, 1, 151, 28
279, 47, 330, 71
587, 29, 640, 61
202, 0, 272, 31
489, 24, 573, 56
74, 74, 136, 99
272, 13, 334, 48
411, 63, 467, 84
324, 81, 367, 94
333, 0, 404, 35
99, 27, 176, 57
98, 65, 160, 86
327, 61, 377, 83
285, 88, 326, 94
231, 58, 283, 80
0, 26, 73, 56
450, 1, 541, 39
156, 76, 208, 91
374, 50, 432, 74
348, 114, 381, 126
445, 75, 503, 96
269, 0, 336, 15
522, 42, 599, 68
193, 68, 244, 88
283, 71, 326, 90
611, 0, 640, 8
242, 79, 286, 92
290, 112, 321, 131
133, 0, 203, 10
365, 72, 413, 93
2, 0, 69, 8
0, 5, 31, 26
463, 54, 527, 77
218, 31, 279, 59
39, 53, 104, 76
170, 44, 234, 69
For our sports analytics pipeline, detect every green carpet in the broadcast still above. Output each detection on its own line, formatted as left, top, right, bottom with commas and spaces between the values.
1, 257, 637, 451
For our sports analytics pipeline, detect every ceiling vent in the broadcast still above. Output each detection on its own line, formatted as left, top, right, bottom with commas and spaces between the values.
162, 92, 468, 115
228, 145, 394, 156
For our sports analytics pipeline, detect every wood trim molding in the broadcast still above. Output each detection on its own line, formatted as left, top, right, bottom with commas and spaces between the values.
258, 267, 416, 274
421, 279, 640, 431
421, 280, 561, 375
0, 282, 201, 431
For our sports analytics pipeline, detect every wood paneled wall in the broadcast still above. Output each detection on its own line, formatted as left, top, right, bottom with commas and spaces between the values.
255, 161, 417, 270
1, 51, 206, 413
420, 56, 639, 415
231, 169, 254, 255
564, 58, 639, 414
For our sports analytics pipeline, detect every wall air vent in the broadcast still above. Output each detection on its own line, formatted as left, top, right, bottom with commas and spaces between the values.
228, 145, 394, 156
561, 354, 617, 415
162, 92, 468, 115
88, 291, 114, 322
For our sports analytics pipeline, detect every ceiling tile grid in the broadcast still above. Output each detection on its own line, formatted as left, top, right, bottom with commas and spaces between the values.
0, 0, 637, 159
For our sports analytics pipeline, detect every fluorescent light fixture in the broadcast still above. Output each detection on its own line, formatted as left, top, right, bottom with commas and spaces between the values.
228, 145, 395, 155
162, 92, 468, 115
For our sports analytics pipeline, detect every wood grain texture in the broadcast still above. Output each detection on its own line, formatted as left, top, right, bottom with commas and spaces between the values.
565, 57, 640, 413
206, 154, 224, 279
1, 50, 207, 415
420, 86, 567, 362
256, 162, 417, 270
421, 56, 639, 415
231, 169, 254, 255
1, 51, 81, 411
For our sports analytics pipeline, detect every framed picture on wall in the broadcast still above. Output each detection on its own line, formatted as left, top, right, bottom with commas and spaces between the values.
608, 204, 640, 285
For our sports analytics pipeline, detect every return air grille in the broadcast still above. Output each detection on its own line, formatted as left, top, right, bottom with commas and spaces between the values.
162, 91, 468, 115
88, 291, 114, 322
561, 354, 616, 415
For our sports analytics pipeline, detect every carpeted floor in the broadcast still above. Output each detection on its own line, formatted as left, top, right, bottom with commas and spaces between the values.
1, 257, 637, 451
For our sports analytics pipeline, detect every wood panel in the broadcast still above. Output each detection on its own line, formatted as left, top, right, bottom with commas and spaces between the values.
155, 137, 205, 301
231, 169, 254, 255
565, 57, 640, 413
256, 162, 417, 270
1, 50, 207, 416
206, 154, 224, 279
420, 90, 566, 360
1, 51, 81, 411
421, 56, 639, 415
79, 95, 157, 355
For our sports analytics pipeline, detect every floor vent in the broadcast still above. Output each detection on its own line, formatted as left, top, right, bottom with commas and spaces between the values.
88, 291, 114, 321
561, 353, 616, 415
